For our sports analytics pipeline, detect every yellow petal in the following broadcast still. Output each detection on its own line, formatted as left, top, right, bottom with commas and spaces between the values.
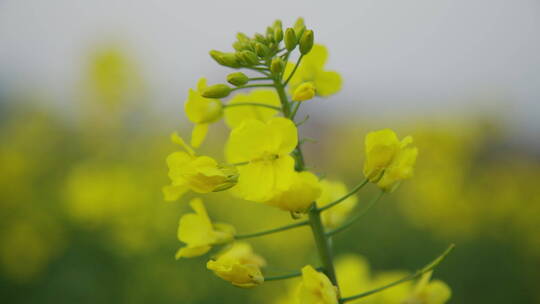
162, 184, 189, 202
191, 123, 209, 148
175, 245, 212, 259
226, 119, 274, 163
314, 70, 342, 97
268, 117, 298, 155
224, 89, 280, 129
170, 132, 195, 156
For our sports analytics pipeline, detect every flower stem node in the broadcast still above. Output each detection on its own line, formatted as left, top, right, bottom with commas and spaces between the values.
202, 84, 232, 98
292, 82, 316, 102
226, 72, 249, 86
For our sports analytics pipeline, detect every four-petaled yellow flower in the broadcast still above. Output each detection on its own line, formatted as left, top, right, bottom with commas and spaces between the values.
317, 180, 358, 228
363, 129, 418, 192
163, 133, 237, 202
176, 198, 235, 259
402, 271, 451, 304
226, 117, 297, 202
224, 89, 281, 129
264, 171, 321, 214
207, 242, 266, 288
292, 82, 316, 102
285, 44, 342, 97
298, 265, 338, 304
185, 78, 223, 148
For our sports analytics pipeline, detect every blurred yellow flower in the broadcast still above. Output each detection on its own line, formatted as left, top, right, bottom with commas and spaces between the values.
163, 133, 237, 202
176, 198, 235, 259
402, 271, 451, 304
285, 44, 342, 97
292, 82, 316, 102
298, 265, 338, 304
363, 129, 418, 192
226, 117, 297, 202
317, 180, 358, 228
264, 171, 321, 213
224, 89, 281, 129
185, 78, 223, 148
207, 242, 266, 288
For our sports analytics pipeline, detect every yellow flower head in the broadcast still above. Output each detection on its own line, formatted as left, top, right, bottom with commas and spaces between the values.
176, 198, 235, 259
185, 78, 223, 148
317, 180, 358, 228
285, 44, 342, 97
163, 133, 237, 202
363, 129, 418, 192
402, 271, 451, 304
264, 171, 321, 214
297, 265, 338, 304
226, 117, 298, 202
207, 242, 266, 288
292, 82, 316, 102
224, 89, 281, 129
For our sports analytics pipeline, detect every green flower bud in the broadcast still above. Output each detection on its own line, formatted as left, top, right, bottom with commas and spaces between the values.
266, 26, 274, 41
237, 32, 250, 43
274, 26, 283, 43
284, 28, 297, 51
221, 53, 241, 68
240, 50, 259, 66
254, 33, 266, 44
270, 57, 285, 74
227, 72, 249, 86
294, 17, 306, 39
209, 50, 226, 65
299, 30, 314, 55
202, 84, 232, 98
233, 41, 247, 52
255, 43, 270, 58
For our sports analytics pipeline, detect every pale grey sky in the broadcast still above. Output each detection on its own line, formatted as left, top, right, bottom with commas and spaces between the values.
1, 0, 539, 135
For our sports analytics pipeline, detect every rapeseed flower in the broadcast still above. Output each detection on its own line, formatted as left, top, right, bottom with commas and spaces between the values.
224, 89, 281, 129
264, 171, 321, 213
317, 180, 358, 228
207, 242, 266, 288
185, 78, 223, 148
163, 133, 237, 202
176, 198, 235, 259
285, 44, 342, 97
297, 265, 338, 304
226, 117, 297, 202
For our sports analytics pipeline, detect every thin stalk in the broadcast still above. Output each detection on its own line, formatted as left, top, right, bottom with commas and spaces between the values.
290, 101, 301, 119
231, 84, 275, 91
326, 191, 384, 237
308, 205, 339, 287
249, 77, 272, 81
318, 179, 369, 212
223, 103, 282, 111
235, 220, 308, 239
264, 271, 302, 281
274, 81, 291, 116
341, 244, 455, 303
284, 54, 304, 86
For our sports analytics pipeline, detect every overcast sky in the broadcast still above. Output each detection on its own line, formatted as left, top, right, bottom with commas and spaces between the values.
1, 0, 539, 135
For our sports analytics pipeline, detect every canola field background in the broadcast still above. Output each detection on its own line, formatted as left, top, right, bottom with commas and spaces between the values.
1, 45, 539, 304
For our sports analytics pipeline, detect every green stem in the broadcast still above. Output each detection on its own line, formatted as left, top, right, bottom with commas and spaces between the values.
235, 220, 308, 239
284, 54, 304, 86
341, 244, 455, 302
264, 271, 302, 281
326, 191, 384, 237
318, 179, 369, 212
308, 205, 339, 287
274, 81, 291, 116
231, 84, 275, 91
290, 101, 301, 119
223, 103, 282, 111
249, 77, 272, 81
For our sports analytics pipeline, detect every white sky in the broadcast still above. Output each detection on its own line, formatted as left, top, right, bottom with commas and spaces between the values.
1, 0, 539, 136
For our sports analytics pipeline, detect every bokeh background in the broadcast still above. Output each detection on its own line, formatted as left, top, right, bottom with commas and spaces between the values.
1, 1, 540, 303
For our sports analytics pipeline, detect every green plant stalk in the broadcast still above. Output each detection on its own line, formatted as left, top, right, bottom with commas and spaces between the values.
273, 73, 341, 292
236, 220, 308, 239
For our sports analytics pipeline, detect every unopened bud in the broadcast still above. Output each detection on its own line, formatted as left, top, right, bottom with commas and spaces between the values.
209, 50, 226, 65
294, 17, 306, 39
227, 72, 249, 86
255, 43, 270, 58
202, 84, 232, 98
274, 26, 283, 42
299, 30, 314, 55
292, 82, 316, 102
284, 28, 297, 51
254, 33, 266, 44
270, 57, 285, 74
236, 32, 250, 43
241, 50, 259, 65
266, 26, 274, 41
